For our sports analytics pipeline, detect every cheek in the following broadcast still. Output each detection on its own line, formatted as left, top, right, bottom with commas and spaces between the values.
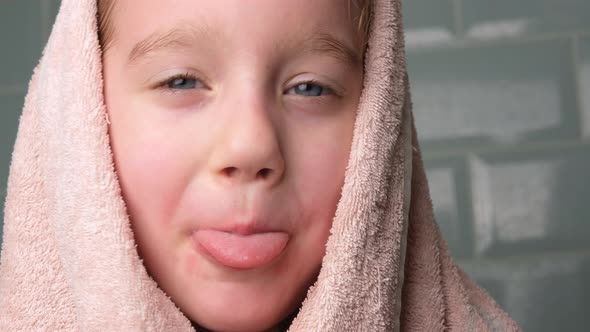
300, 143, 349, 211
108, 119, 201, 284
119, 144, 184, 222
295, 113, 355, 209
107, 111, 194, 234
289, 116, 355, 260
105, 86, 204, 230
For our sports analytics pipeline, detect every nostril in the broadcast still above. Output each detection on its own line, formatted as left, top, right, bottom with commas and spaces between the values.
222, 167, 238, 177
257, 168, 273, 179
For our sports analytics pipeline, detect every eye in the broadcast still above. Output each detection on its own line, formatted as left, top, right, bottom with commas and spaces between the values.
162, 73, 205, 90
286, 82, 331, 97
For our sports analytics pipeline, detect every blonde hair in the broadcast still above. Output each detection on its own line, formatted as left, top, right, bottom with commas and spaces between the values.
97, 0, 115, 52
97, 0, 372, 54
354, 0, 373, 50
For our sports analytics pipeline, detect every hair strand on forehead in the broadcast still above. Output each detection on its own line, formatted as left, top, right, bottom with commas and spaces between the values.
97, 0, 116, 53
348, 0, 373, 52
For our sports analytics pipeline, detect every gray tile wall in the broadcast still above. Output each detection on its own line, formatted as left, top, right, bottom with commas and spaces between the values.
404, 1, 590, 330
0, 1, 588, 330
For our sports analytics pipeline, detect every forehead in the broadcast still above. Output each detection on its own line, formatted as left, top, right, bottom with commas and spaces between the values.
109, 0, 363, 54
112, 0, 359, 27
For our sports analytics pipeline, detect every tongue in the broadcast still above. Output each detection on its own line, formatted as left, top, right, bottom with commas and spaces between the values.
193, 230, 289, 269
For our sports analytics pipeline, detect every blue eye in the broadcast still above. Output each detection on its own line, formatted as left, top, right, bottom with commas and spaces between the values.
288, 82, 328, 97
161, 73, 206, 91
167, 77, 199, 90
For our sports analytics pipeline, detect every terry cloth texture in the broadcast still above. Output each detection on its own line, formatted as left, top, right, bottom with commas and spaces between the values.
0, 0, 520, 331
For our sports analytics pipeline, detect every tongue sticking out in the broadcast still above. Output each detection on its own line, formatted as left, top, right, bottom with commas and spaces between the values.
193, 230, 289, 269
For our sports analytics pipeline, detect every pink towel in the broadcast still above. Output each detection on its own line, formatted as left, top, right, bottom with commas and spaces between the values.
0, 0, 520, 330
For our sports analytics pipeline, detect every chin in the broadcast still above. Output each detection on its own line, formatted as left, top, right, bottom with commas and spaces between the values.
168, 232, 321, 332
188, 302, 292, 332
178, 278, 304, 332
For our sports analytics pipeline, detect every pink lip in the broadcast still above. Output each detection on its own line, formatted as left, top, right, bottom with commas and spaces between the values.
192, 229, 289, 269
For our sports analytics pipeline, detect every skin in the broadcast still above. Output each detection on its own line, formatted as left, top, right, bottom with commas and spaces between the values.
102, 1, 364, 331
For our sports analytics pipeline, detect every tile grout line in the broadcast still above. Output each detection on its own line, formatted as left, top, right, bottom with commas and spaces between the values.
456, 247, 590, 266
406, 28, 590, 54
451, 0, 464, 37
461, 154, 477, 259
571, 33, 588, 139
422, 139, 590, 161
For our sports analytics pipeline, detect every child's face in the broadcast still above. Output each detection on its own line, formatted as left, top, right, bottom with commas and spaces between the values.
103, 1, 363, 330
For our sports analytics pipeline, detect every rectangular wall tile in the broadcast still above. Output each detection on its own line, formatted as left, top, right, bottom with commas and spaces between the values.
463, 0, 590, 40
402, 0, 456, 50
407, 39, 579, 150
459, 253, 590, 332
469, 146, 590, 257
0, 1, 44, 87
579, 34, 590, 138
424, 157, 473, 258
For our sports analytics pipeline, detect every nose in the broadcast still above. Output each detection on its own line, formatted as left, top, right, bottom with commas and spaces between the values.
208, 99, 285, 188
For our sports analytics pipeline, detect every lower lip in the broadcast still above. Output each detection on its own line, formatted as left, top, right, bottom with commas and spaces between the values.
192, 230, 289, 269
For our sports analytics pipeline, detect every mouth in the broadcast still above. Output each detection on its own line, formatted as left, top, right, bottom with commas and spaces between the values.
192, 229, 290, 270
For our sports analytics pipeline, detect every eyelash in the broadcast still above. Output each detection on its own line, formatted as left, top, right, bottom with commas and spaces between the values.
287, 79, 334, 97
156, 72, 202, 91
155, 73, 336, 97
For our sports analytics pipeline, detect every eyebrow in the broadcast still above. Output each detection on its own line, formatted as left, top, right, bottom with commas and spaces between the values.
127, 24, 362, 67
300, 32, 362, 67
128, 24, 218, 64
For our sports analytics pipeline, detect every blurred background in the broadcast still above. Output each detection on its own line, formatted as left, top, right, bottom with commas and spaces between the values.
1, 1, 589, 330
